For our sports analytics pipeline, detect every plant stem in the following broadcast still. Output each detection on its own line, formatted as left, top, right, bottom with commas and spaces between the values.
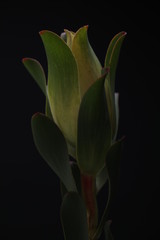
81, 174, 98, 239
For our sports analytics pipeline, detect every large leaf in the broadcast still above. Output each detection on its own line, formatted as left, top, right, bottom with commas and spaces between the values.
72, 26, 102, 97
77, 73, 112, 175
105, 31, 127, 94
61, 192, 89, 240
40, 30, 80, 152
93, 138, 124, 239
31, 113, 77, 192
22, 58, 46, 96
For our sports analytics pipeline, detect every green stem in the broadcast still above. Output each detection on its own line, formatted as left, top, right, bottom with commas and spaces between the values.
81, 174, 98, 239
92, 177, 111, 240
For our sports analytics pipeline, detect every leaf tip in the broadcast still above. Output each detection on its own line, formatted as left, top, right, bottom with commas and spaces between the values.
84, 24, 89, 29
22, 57, 29, 63
32, 112, 42, 120
39, 30, 48, 35
122, 31, 127, 36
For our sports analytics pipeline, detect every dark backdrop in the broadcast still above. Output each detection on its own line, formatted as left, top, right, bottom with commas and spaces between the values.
1, 3, 160, 240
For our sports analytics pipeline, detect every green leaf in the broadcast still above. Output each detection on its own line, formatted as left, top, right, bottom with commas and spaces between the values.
106, 137, 124, 199
105, 71, 120, 141
31, 113, 77, 192
77, 73, 112, 175
40, 30, 80, 153
64, 29, 75, 48
96, 166, 108, 194
22, 57, 46, 96
45, 95, 53, 119
105, 31, 127, 94
72, 26, 102, 97
105, 71, 115, 140
104, 220, 114, 240
105, 32, 125, 66
93, 138, 124, 240
61, 192, 89, 240
70, 162, 81, 194
22, 57, 53, 120
104, 31, 126, 140
60, 161, 81, 198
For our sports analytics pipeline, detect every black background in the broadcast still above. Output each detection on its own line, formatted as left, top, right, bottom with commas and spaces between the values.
1, 3, 160, 240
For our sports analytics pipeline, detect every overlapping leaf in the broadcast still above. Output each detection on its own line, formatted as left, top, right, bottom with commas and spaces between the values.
22, 57, 47, 96
104, 32, 126, 140
22, 58, 52, 119
64, 29, 75, 48
72, 26, 102, 97
104, 220, 114, 240
77, 73, 111, 175
105, 31, 127, 94
96, 166, 108, 193
31, 113, 77, 192
40, 30, 80, 155
93, 138, 124, 239
61, 192, 89, 240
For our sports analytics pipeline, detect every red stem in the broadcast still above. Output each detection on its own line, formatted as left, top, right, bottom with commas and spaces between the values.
81, 174, 98, 236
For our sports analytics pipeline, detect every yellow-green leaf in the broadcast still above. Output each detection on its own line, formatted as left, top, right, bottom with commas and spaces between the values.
40, 30, 80, 155
72, 26, 102, 97
64, 29, 75, 48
